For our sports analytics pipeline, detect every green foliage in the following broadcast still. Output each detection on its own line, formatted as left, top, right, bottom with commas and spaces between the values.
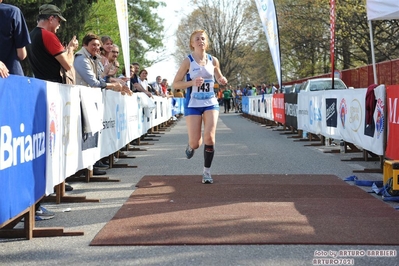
9, 0, 165, 75
127, 0, 165, 67
83, 0, 165, 69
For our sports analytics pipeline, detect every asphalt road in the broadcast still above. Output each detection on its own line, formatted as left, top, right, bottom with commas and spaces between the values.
1, 112, 397, 266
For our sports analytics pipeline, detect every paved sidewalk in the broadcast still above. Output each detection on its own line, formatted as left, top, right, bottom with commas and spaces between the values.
1, 113, 398, 266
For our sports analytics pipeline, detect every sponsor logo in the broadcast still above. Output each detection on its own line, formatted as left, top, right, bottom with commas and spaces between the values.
375, 98, 384, 138
339, 98, 347, 129
103, 118, 116, 129
285, 102, 297, 117
115, 105, 127, 140
349, 99, 362, 132
309, 100, 322, 125
0, 124, 45, 170
49, 102, 58, 156
388, 98, 399, 124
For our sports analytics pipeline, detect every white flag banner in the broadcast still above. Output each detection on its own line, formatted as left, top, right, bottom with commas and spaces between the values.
254, 0, 281, 87
115, 0, 130, 79
366, 0, 399, 20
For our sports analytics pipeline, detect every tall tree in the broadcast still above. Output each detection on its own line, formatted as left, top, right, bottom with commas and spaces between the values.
278, 0, 399, 81
79, 0, 166, 69
175, 0, 276, 87
127, 0, 165, 67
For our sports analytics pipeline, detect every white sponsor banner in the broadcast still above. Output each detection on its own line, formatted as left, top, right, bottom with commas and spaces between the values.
247, 95, 274, 121
247, 96, 257, 117
322, 90, 344, 139
45, 82, 64, 195
366, 0, 399, 20
80, 87, 103, 169
297, 88, 384, 155
125, 93, 141, 143
101, 90, 129, 156
23, 81, 174, 196
45, 83, 81, 194
297, 91, 324, 135
63, 86, 81, 178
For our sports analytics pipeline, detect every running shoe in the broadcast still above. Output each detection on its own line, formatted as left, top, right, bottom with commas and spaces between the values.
35, 206, 55, 220
202, 172, 213, 184
185, 144, 194, 159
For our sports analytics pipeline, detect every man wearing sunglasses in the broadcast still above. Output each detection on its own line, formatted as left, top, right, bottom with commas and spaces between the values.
27, 4, 78, 84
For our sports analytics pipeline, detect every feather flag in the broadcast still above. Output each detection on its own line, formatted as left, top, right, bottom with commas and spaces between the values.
254, 0, 282, 88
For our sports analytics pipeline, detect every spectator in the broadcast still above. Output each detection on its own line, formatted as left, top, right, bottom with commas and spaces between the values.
99, 35, 113, 70
74, 33, 131, 94
0, 0, 30, 76
160, 78, 168, 95
26, 3, 79, 221
246, 84, 253, 96
27, 4, 78, 83
167, 88, 174, 97
74, 33, 131, 172
271, 83, 277, 94
252, 84, 257, 96
235, 86, 242, 113
138, 69, 150, 92
223, 86, 232, 113
0, 61, 9, 78
266, 84, 272, 94
261, 83, 267, 94
230, 85, 236, 110
130, 62, 152, 97
152, 75, 162, 96
173, 89, 184, 98
102, 44, 120, 79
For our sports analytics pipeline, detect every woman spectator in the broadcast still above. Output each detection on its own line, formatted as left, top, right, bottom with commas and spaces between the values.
138, 69, 150, 92
74, 33, 130, 94
102, 44, 120, 79
99, 36, 113, 69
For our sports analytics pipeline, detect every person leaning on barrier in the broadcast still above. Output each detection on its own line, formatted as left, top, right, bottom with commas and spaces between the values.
0, 61, 9, 78
26, 3, 76, 221
130, 62, 153, 98
0, 0, 31, 76
27, 4, 78, 83
74, 33, 131, 95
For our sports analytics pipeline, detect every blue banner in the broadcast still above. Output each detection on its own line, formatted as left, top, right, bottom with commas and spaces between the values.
172, 98, 185, 116
0, 75, 47, 224
242, 96, 250, 114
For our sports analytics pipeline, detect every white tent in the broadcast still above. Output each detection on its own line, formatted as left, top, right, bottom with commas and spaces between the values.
367, 0, 399, 20
366, 0, 399, 83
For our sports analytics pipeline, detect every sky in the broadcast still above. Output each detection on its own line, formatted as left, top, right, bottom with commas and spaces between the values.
146, 1, 191, 85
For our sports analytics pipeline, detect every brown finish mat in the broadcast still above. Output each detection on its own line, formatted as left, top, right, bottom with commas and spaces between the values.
90, 174, 399, 246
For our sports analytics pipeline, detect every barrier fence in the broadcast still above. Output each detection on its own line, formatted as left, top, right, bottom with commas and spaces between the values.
242, 84, 399, 161
0, 75, 184, 230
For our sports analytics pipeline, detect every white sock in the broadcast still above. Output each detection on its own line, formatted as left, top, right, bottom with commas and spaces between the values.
203, 167, 211, 174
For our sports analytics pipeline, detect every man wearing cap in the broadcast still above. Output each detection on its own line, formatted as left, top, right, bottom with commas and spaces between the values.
27, 4, 78, 83
0, 0, 31, 76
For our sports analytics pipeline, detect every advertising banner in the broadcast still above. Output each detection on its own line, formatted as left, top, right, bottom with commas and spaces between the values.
284, 93, 298, 128
272, 94, 285, 124
0, 76, 47, 224
385, 85, 399, 159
